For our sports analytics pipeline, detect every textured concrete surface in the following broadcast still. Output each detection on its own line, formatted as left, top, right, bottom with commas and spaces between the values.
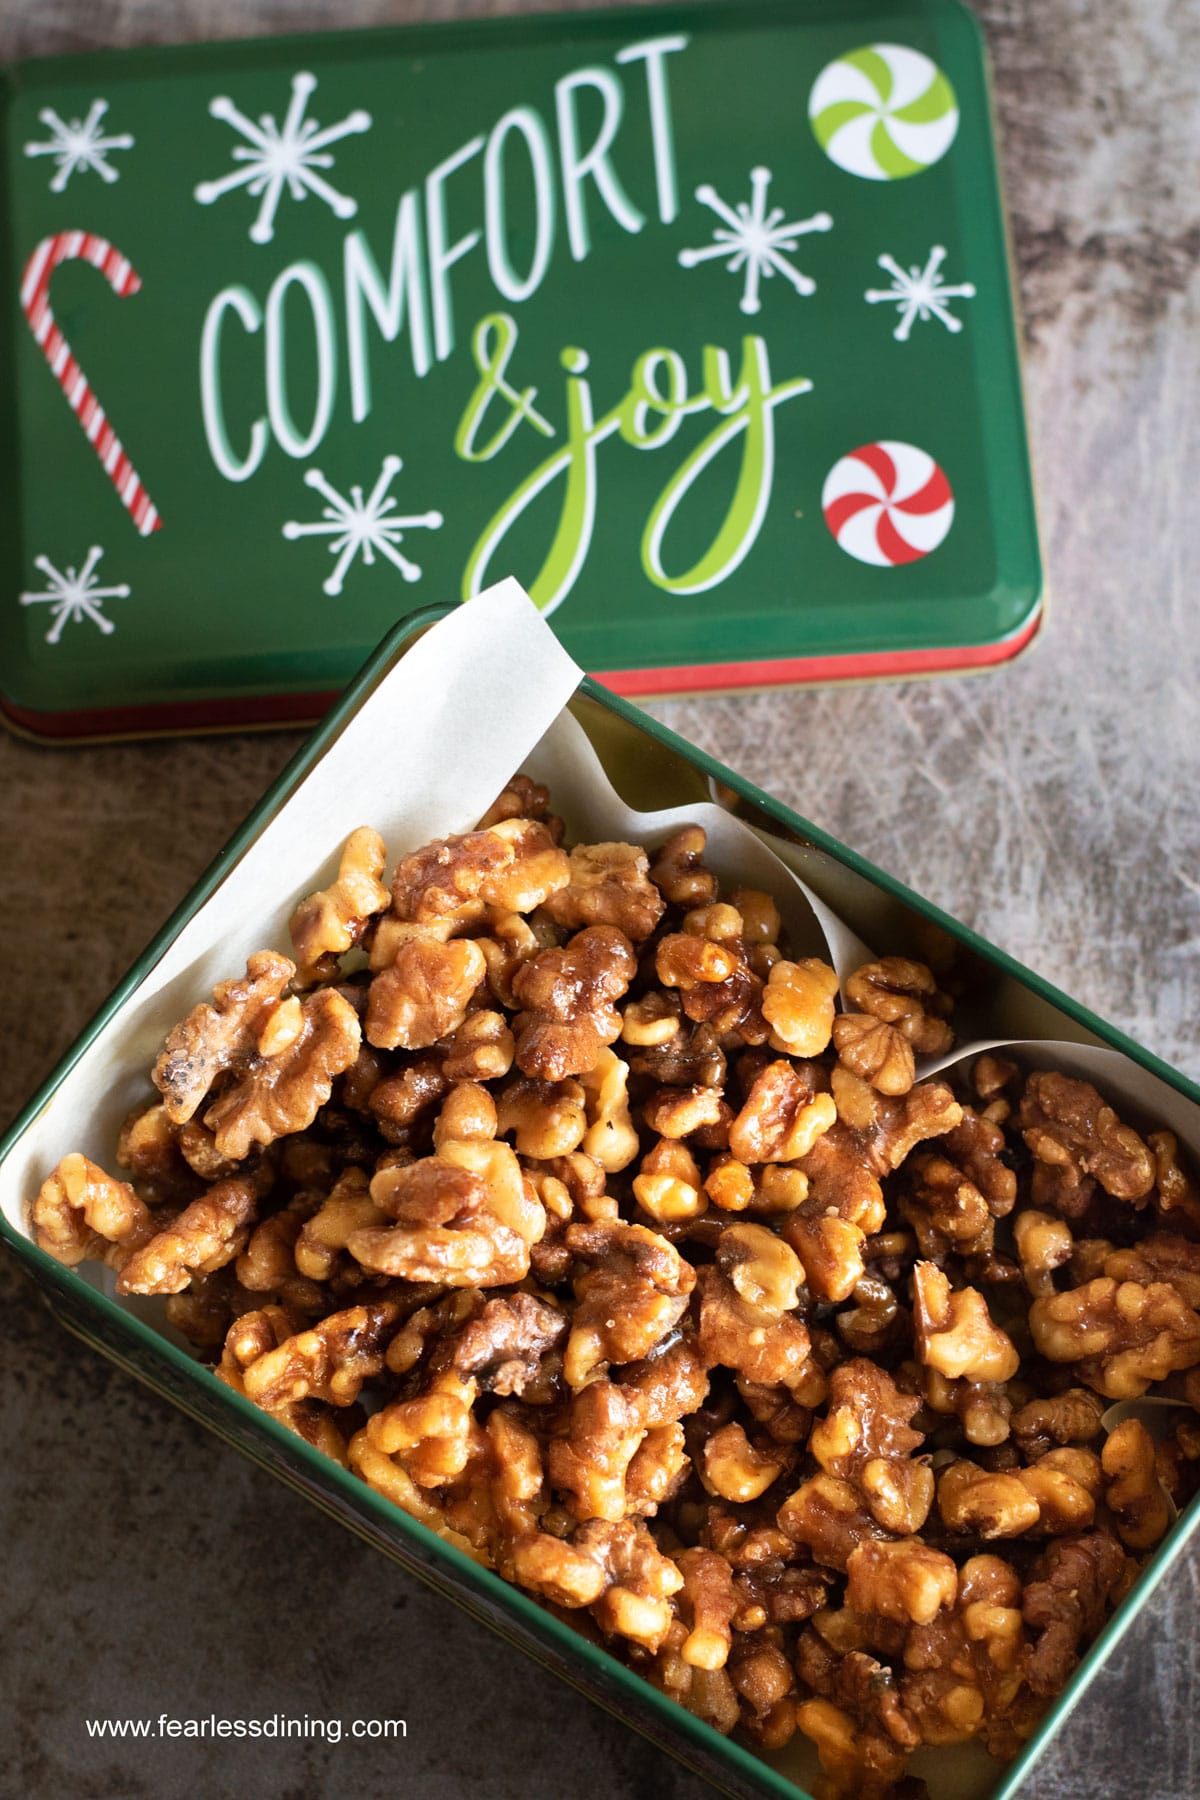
2, 2, 1198, 1798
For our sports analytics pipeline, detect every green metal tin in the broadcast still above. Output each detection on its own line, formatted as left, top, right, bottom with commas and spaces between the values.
0, 601, 1195, 1800
0, 0, 1040, 738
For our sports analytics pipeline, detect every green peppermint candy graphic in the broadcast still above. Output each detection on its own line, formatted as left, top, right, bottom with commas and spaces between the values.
808, 43, 958, 180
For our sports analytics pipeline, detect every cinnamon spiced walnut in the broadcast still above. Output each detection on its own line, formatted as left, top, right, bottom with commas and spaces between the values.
648, 827, 718, 908
761, 959, 838, 1058
543, 841, 665, 940
563, 1220, 694, 1386
32, 1153, 155, 1269
1020, 1071, 1155, 1218
153, 949, 295, 1124
205, 989, 362, 1158
1030, 1275, 1200, 1398
512, 926, 636, 1080
367, 938, 486, 1051
117, 1175, 264, 1295
289, 827, 389, 984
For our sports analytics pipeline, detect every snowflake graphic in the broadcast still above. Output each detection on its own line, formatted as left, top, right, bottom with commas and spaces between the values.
194, 70, 371, 245
865, 245, 976, 341
23, 99, 134, 192
19, 547, 130, 644
283, 456, 443, 597
678, 166, 832, 315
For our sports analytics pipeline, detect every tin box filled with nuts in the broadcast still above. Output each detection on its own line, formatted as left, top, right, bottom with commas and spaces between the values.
1, 584, 1197, 1800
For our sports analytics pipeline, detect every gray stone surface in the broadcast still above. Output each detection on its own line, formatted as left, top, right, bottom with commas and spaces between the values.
1, 2, 1198, 1798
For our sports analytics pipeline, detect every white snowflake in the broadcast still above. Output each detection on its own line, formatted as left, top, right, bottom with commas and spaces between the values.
282, 455, 443, 597
865, 245, 976, 341
678, 166, 832, 315
194, 70, 371, 245
23, 99, 134, 192
19, 547, 130, 644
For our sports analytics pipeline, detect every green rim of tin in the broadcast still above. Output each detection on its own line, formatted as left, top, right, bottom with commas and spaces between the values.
2, 596, 1192, 1800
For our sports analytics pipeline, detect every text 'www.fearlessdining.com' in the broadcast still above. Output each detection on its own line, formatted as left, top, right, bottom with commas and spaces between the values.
84, 1715, 407, 1745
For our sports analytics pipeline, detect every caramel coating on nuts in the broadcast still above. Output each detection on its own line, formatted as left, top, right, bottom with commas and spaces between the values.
205, 988, 362, 1159
543, 841, 665, 941
153, 950, 294, 1125
33, 1153, 154, 1268
289, 827, 389, 983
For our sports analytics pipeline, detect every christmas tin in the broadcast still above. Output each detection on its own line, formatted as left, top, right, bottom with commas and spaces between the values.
0, 0, 1041, 739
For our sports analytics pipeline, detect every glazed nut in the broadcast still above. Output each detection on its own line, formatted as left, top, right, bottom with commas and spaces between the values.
204, 988, 362, 1160
760, 958, 838, 1057
1014, 1208, 1074, 1296
912, 1261, 1020, 1384
720, 1222, 804, 1317
845, 1538, 958, 1626
728, 888, 782, 947
495, 1075, 587, 1159
1029, 1276, 1200, 1398
289, 826, 389, 981
441, 1008, 515, 1082
295, 1169, 386, 1280
633, 1138, 706, 1223
1020, 1071, 1155, 1210
1102, 1418, 1171, 1549
833, 1012, 915, 1096
578, 1045, 640, 1172
433, 1081, 498, 1148
542, 840, 666, 940
648, 826, 718, 908
702, 1423, 790, 1503
843, 957, 954, 1056
153, 949, 295, 1125
728, 1061, 836, 1164
366, 937, 486, 1051
937, 1460, 1042, 1538
117, 1176, 261, 1295
620, 992, 680, 1048
785, 1213, 865, 1304
563, 1220, 695, 1387
643, 1084, 729, 1141
512, 926, 637, 1080
243, 1299, 401, 1408
32, 1153, 154, 1268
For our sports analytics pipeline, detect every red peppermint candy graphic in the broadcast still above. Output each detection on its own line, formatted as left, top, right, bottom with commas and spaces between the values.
822, 440, 953, 566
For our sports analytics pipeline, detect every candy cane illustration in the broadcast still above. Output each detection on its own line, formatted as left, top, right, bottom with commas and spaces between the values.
20, 230, 162, 535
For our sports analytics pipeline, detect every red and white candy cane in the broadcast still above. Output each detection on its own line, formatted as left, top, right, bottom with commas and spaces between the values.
20, 230, 162, 536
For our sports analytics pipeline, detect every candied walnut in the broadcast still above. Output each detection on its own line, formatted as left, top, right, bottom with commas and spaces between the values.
674, 1547, 739, 1670
365, 1370, 482, 1492
836, 1274, 903, 1356
846, 1538, 957, 1626
475, 908, 558, 1009
432, 1081, 498, 1149
1020, 1071, 1155, 1217
1013, 1208, 1074, 1298
1157, 1416, 1200, 1509
795, 1695, 909, 1800
912, 1263, 1019, 1384
478, 772, 554, 830
153, 949, 295, 1124
32, 1153, 155, 1269
777, 1474, 890, 1572
236, 1209, 326, 1313
177, 1118, 242, 1182
351, 1144, 539, 1286
620, 990, 681, 1048
937, 1460, 1041, 1538
1104, 1231, 1200, 1309
1022, 1529, 1129, 1697
432, 1292, 566, 1398
550, 1379, 648, 1521
564, 1220, 694, 1386
901, 1151, 993, 1260
578, 1045, 640, 1171
218, 1304, 354, 1465
730, 887, 781, 947
512, 926, 636, 1080
705, 1156, 808, 1218
621, 1333, 710, 1428
165, 1266, 259, 1352
656, 930, 764, 1041
809, 1359, 932, 1536
626, 1421, 689, 1515
1102, 1418, 1171, 1550
728, 1060, 836, 1165
1030, 1275, 1200, 1398
648, 826, 718, 908
441, 1009, 514, 1083
204, 988, 361, 1160
761, 958, 838, 1057
543, 841, 665, 940
389, 827, 510, 926
366, 937, 486, 1052
495, 1075, 587, 1159
117, 1175, 262, 1295
1149, 1130, 1200, 1230
369, 1052, 450, 1139
832, 1010, 915, 1096
943, 1106, 1017, 1215
242, 1297, 401, 1408
829, 1070, 963, 1176
786, 1211, 865, 1305
728, 1628, 796, 1747
477, 818, 570, 913
643, 1083, 728, 1143
295, 1169, 389, 1282
627, 1018, 727, 1093
1010, 1388, 1105, 1460
921, 1368, 1012, 1449
289, 827, 389, 983
701, 1422, 790, 1502
633, 1138, 705, 1224
844, 957, 954, 1057
1014, 1448, 1100, 1534
696, 1222, 812, 1388
116, 1103, 197, 1203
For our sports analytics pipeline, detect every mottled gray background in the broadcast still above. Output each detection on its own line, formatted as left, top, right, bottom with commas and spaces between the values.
1, 2, 1197, 1797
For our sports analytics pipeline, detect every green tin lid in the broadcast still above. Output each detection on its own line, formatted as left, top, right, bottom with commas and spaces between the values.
0, 0, 1040, 737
